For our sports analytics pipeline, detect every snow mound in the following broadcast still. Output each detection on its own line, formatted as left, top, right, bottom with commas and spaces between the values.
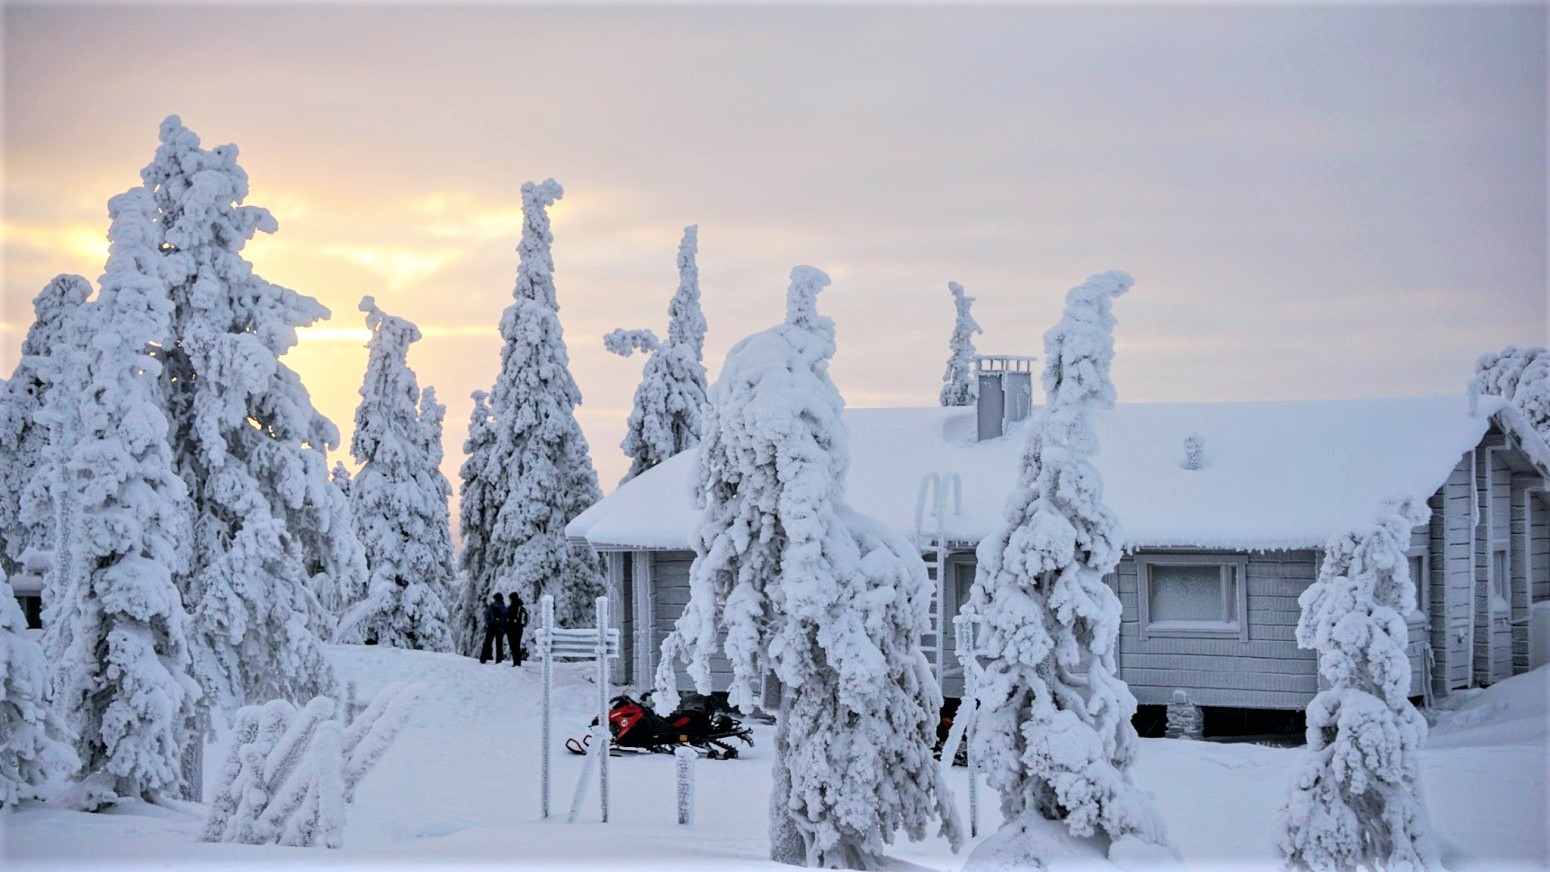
1428, 665, 1550, 749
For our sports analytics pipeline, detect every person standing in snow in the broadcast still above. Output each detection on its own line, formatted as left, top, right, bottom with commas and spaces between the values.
479, 593, 508, 664
505, 595, 529, 666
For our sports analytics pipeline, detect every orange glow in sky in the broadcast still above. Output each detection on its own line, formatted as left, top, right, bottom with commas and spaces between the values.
4, 5, 1546, 514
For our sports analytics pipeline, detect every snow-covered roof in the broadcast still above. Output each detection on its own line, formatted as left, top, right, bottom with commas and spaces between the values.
569, 395, 1528, 552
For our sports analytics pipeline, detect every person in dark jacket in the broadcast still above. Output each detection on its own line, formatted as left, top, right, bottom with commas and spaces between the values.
479, 592, 508, 664
505, 595, 529, 666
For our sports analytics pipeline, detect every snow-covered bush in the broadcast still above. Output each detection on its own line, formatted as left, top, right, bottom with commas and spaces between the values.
336, 297, 453, 651
657, 266, 962, 869
605, 225, 710, 484
1475, 345, 1549, 444
0, 568, 78, 805
202, 682, 423, 848
140, 115, 341, 708
47, 187, 203, 804
1280, 495, 1441, 871
461, 179, 605, 628
965, 271, 1167, 859
939, 281, 982, 407
0, 274, 90, 580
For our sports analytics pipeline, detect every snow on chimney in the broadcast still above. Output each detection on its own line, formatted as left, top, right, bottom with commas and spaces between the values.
976, 355, 1037, 441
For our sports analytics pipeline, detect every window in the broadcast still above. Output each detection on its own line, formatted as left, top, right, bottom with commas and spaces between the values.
1492, 549, 1509, 610
1137, 554, 1249, 641
15, 594, 42, 630
1407, 553, 1428, 614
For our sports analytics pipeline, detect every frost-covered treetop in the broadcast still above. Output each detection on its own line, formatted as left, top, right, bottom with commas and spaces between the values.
1041, 269, 1132, 412
603, 328, 660, 357
21, 275, 92, 365
784, 264, 835, 337
514, 179, 564, 309
667, 225, 706, 356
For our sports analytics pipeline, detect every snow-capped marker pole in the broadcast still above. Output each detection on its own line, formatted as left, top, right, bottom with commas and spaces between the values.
675, 746, 696, 825
540, 594, 555, 819
596, 596, 610, 824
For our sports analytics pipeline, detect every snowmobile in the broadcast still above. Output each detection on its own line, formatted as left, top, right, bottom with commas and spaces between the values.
566, 691, 754, 760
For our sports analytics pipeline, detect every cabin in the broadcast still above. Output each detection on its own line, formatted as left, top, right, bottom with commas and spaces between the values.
567, 360, 1550, 716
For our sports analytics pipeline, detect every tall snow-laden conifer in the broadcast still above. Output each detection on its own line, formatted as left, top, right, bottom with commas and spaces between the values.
1476, 345, 1549, 444
2, 274, 91, 580
415, 386, 457, 610
966, 271, 1166, 859
939, 281, 982, 407
454, 390, 497, 655
336, 297, 453, 651
49, 188, 202, 803
1280, 495, 1441, 871
0, 567, 79, 805
605, 225, 710, 484
657, 266, 962, 869
474, 179, 605, 627
141, 116, 337, 707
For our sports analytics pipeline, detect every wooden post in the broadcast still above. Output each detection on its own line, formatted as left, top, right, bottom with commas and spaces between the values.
540, 594, 555, 819
596, 596, 610, 823
675, 746, 696, 825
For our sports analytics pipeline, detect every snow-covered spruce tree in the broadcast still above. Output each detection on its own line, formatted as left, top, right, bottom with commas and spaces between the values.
140, 115, 337, 707
657, 266, 962, 869
414, 386, 458, 610
939, 281, 982, 407
1476, 345, 1549, 443
0, 567, 79, 805
605, 225, 710, 484
336, 297, 452, 651
48, 187, 202, 803
1, 274, 91, 580
1280, 495, 1441, 871
474, 179, 605, 627
965, 271, 1166, 858
330, 461, 352, 498
454, 390, 498, 655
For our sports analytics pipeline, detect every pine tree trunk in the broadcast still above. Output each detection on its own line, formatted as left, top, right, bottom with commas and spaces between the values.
768, 714, 807, 866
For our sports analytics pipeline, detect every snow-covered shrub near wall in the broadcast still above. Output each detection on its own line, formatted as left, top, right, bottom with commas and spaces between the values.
1476, 345, 1549, 445
202, 683, 423, 848
1280, 495, 1441, 871
657, 266, 962, 869
966, 271, 1168, 863
0, 568, 78, 805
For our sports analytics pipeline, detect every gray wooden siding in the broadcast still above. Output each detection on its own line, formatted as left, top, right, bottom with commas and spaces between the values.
608, 552, 634, 686
1534, 495, 1550, 603
1117, 550, 1323, 710
1427, 490, 1451, 698
1446, 451, 1477, 689
651, 552, 735, 692
1511, 475, 1534, 672
1475, 441, 1513, 685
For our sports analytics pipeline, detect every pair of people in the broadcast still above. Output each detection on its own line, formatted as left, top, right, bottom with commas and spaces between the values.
479, 592, 529, 666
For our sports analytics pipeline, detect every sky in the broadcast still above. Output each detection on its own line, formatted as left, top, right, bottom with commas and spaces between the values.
3, 3, 1546, 496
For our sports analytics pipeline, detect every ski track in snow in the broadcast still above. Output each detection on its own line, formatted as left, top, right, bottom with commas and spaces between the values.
2, 644, 1545, 870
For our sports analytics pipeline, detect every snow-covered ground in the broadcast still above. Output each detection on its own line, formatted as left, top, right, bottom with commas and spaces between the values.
3, 644, 1545, 870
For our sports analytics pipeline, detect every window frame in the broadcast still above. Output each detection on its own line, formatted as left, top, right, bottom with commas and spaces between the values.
1406, 550, 1429, 617
1136, 552, 1250, 641
1491, 547, 1509, 612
